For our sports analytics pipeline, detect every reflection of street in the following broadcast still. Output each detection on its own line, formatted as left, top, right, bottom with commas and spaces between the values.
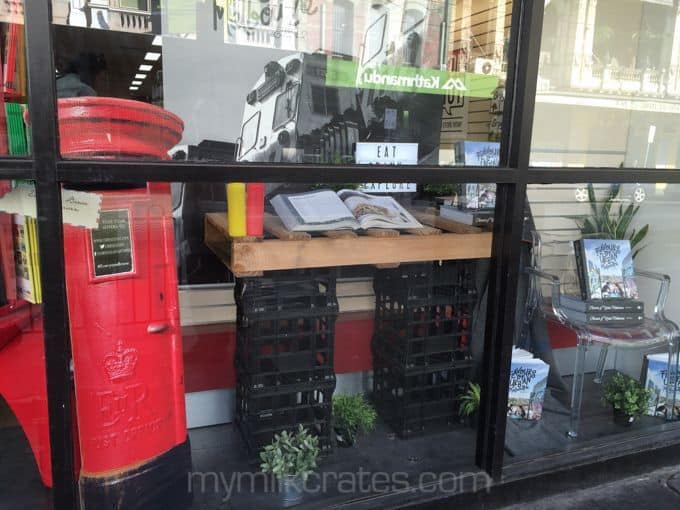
53, 0, 153, 34
533, 0, 680, 168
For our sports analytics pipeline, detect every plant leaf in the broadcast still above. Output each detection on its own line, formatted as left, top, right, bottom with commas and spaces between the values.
615, 203, 636, 239
630, 224, 649, 249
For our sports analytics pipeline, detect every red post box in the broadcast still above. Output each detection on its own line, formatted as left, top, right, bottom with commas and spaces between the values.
63, 183, 191, 507
0, 98, 190, 507
58, 98, 191, 508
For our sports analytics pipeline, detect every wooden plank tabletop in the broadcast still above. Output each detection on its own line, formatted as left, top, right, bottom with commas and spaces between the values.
205, 212, 492, 277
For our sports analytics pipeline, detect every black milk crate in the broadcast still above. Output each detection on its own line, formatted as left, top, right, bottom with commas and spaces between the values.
372, 328, 471, 370
235, 268, 338, 322
373, 261, 478, 367
235, 379, 334, 456
235, 302, 337, 387
372, 352, 473, 439
373, 261, 478, 309
234, 268, 338, 386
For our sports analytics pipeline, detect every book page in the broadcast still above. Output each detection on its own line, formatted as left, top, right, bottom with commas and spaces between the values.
287, 190, 353, 224
338, 190, 421, 229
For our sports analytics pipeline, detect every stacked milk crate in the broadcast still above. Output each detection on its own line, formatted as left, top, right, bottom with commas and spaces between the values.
234, 269, 337, 455
372, 261, 478, 438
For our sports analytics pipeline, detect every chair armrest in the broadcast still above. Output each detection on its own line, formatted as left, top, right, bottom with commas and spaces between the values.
635, 269, 671, 321
525, 267, 567, 322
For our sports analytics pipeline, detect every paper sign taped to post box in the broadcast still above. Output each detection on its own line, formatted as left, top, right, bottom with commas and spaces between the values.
0, 182, 102, 228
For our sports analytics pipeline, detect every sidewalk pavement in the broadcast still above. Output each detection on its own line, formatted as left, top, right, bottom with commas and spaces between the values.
501, 465, 680, 510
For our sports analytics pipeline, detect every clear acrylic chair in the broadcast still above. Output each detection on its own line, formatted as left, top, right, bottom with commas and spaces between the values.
525, 231, 680, 438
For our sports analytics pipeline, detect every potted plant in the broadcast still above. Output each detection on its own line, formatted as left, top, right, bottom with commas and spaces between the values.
260, 425, 320, 507
576, 183, 649, 258
602, 373, 651, 426
459, 382, 481, 426
332, 394, 377, 447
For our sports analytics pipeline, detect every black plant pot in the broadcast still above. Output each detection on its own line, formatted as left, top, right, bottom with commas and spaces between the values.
613, 408, 635, 427
335, 427, 355, 448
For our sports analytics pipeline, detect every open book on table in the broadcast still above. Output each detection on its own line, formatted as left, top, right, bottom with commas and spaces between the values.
270, 189, 423, 232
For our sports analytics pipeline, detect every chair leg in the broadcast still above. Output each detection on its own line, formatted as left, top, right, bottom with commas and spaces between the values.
593, 345, 608, 384
568, 335, 588, 439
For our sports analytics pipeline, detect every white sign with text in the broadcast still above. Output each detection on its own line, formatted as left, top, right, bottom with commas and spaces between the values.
356, 142, 418, 165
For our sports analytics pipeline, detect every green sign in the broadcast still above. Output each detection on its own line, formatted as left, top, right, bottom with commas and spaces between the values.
325, 59, 499, 98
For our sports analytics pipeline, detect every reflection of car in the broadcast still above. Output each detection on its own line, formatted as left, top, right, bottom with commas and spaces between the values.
574, 184, 647, 203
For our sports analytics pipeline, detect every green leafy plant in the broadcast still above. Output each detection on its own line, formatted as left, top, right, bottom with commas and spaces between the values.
459, 382, 481, 417
421, 184, 458, 197
260, 425, 320, 481
332, 394, 377, 444
577, 183, 649, 258
602, 373, 651, 419
310, 183, 360, 191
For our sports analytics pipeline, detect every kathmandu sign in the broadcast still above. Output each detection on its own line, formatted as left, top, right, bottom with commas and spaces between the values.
326, 58, 498, 98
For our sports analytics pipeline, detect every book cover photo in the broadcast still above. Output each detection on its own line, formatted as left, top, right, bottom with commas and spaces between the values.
642, 353, 680, 419
575, 239, 639, 300
507, 349, 550, 421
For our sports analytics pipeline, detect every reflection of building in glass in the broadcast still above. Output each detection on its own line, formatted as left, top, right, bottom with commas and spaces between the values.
53, 0, 154, 33
439, 0, 511, 164
221, 0, 446, 62
533, 0, 680, 168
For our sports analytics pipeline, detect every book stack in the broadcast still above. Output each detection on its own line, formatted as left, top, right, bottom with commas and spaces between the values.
12, 213, 41, 304
507, 348, 549, 421
439, 205, 494, 226
559, 294, 644, 327
3, 22, 27, 100
571, 239, 644, 327
5, 103, 28, 156
438, 183, 495, 227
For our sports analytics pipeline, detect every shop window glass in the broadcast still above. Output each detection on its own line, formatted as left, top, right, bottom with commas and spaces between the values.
332, 0, 353, 57
59, 177, 497, 508
0, 180, 50, 509
273, 83, 299, 130
363, 12, 387, 65
505, 182, 680, 465
531, 0, 680, 169
116, 0, 150, 12
239, 111, 260, 158
51, 0, 513, 167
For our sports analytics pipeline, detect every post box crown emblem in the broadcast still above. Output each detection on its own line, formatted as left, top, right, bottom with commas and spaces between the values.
104, 340, 139, 382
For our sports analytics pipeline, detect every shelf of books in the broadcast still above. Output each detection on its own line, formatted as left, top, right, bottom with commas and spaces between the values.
204, 209, 492, 277
0, 16, 36, 308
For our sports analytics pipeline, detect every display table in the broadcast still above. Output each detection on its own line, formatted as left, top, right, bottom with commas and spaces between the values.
204, 209, 493, 277
204, 209, 492, 449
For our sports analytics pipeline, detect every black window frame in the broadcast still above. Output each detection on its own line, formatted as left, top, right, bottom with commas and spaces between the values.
7, 1, 680, 510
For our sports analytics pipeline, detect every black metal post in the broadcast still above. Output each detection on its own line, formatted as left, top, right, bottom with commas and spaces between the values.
476, 0, 545, 480
24, 1, 77, 509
